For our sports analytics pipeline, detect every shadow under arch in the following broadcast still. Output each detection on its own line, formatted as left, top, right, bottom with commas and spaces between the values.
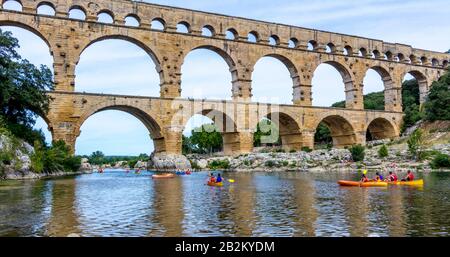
366, 117, 398, 141
76, 34, 164, 83
76, 104, 164, 152
256, 111, 302, 151
315, 115, 357, 148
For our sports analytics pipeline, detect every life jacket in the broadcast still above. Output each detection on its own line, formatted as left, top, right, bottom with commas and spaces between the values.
390, 174, 398, 181
362, 177, 369, 182
407, 173, 415, 181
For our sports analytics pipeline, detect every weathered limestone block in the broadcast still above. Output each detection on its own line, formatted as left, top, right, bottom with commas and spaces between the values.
147, 152, 191, 171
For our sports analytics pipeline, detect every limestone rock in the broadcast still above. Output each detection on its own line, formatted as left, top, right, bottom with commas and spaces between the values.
148, 153, 191, 171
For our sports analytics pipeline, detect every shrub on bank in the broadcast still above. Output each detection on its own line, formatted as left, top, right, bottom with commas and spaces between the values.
407, 129, 425, 160
265, 160, 275, 168
301, 147, 313, 153
378, 145, 389, 158
350, 145, 365, 162
31, 140, 81, 173
208, 159, 230, 170
431, 153, 450, 169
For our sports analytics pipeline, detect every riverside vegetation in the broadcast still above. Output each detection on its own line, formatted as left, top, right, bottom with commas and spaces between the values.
0, 29, 83, 179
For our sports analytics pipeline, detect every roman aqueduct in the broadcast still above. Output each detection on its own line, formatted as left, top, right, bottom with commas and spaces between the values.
1, 0, 449, 155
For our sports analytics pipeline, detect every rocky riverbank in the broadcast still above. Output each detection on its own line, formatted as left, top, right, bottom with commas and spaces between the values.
186, 141, 450, 173
0, 134, 92, 180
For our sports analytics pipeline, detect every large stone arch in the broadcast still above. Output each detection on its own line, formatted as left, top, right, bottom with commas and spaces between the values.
75, 34, 165, 90
76, 104, 165, 153
363, 65, 397, 111
401, 69, 429, 105
313, 114, 357, 148
179, 44, 239, 98
0, 19, 55, 62
365, 117, 399, 141
182, 107, 241, 155
312, 59, 357, 109
251, 53, 301, 104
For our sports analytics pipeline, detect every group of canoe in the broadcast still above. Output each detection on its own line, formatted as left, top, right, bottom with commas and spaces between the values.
152, 170, 192, 179
338, 170, 424, 187
152, 172, 228, 187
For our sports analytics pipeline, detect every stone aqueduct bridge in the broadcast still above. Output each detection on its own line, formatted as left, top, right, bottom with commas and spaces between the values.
1, 0, 449, 155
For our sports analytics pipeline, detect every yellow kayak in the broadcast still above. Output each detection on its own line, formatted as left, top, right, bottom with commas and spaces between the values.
338, 180, 388, 187
388, 179, 424, 186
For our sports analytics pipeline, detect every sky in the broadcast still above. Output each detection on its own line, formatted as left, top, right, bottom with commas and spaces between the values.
2, 0, 449, 156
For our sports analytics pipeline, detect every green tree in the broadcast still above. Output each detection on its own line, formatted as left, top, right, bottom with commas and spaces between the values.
30, 140, 81, 173
0, 29, 53, 145
407, 129, 425, 160
182, 135, 192, 154
402, 79, 423, 130
189, 124, 223, 154
89, 150, 106, 165
331, 79, 423, 131
431, 153, 450, 169
424, 71, 450, 121
314, 123, 332, 145
363, 92, 385, 110
253, 119, 281, 147
378, 144, 389, 158
350, 145, 365, 162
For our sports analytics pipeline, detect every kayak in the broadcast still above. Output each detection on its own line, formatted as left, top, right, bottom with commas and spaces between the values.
152, 173, 175, 179
388, 179, 424, 186
207, 181, 224, 187
338, 180, 388, 187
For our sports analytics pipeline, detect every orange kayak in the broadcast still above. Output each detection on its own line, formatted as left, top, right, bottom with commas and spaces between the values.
338, 180, 388, 187
152, 173, 175, 179
207, 181, 224, 187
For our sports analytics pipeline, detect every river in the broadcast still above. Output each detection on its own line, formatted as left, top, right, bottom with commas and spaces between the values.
0, 170, 449, 237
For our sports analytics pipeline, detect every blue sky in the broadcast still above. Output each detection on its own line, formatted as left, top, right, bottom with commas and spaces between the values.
2, 0, 449, 156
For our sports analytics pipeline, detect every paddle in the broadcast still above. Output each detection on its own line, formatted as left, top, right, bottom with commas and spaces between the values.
228, 179, 235, 183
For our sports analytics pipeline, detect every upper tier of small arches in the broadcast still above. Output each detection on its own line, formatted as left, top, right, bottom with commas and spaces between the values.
1, 0, 449, 68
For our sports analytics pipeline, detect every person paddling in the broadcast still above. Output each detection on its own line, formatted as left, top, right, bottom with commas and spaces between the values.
209, 173, 216, 183
360, 173, 369, 183
374, 172, 384, 182
402, 170, 415, 181
216, 173, 223, 183
387, 171, 398, 182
